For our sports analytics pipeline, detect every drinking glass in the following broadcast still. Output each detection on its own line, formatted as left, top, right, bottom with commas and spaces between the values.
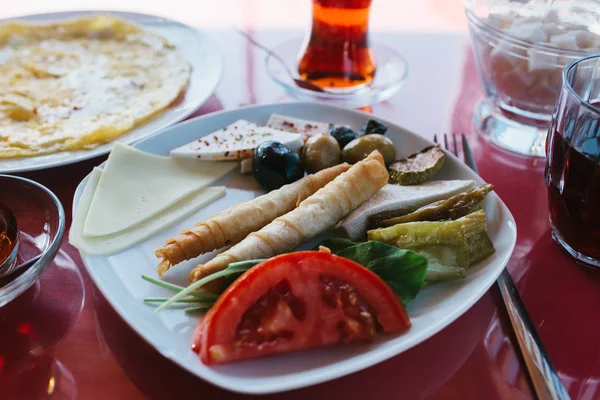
266, 0, 407, 107
298, 0, 375, 91
545, 55, 600, 268
0, 175, 84, 399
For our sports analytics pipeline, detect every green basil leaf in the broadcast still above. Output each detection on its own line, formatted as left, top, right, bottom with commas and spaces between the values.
322, 240, 428, 305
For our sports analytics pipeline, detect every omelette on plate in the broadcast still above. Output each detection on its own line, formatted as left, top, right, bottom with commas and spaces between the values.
0, 15, 190, 158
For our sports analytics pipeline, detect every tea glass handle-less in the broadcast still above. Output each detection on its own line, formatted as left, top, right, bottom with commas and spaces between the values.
298, 0, 376, 89
440, 134, 570, 400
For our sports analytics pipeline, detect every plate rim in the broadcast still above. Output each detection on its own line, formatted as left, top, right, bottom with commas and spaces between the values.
73, 101, 517, 394
0, 10, 223, 174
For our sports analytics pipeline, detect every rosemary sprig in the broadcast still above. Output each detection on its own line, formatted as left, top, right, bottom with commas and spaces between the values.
143, 297, 210, 304
143, 259, 264, 312
141, 275, 218, 302
184, 304, 213, 313
155, 260, 262, 312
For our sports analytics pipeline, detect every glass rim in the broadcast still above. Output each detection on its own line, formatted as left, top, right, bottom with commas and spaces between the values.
563, 54, 600, 116
0, 174, 66, 307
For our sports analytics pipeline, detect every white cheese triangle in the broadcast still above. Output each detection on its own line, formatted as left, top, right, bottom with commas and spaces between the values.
70, 167, 227, 255
266, 114, 330, 138
170, 119, 303, 160
342, 180, 476, 241
82, 143, 236, 237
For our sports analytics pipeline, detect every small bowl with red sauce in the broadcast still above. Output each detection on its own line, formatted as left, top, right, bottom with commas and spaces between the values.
0, 175, 65, 307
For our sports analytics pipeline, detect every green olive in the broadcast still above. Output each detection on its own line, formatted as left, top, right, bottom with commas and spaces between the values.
342, 134, 396, 165
301, 134, 342, 173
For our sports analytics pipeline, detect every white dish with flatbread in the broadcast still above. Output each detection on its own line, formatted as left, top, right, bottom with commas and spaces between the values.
0, 10, 222, 173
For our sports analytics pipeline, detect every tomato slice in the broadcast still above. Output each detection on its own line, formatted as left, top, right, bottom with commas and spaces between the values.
192, 251, 410, 365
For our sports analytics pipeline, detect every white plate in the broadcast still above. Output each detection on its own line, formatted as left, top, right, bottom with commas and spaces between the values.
0, 10, 222, 173
74, 102, 517, 394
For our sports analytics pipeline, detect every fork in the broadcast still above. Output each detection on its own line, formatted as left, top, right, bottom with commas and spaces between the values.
436, 133, 570, 400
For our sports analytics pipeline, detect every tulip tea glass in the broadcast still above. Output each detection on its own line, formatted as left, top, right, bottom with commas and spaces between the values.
266, 0, 407, 107
298, 0, 375, 91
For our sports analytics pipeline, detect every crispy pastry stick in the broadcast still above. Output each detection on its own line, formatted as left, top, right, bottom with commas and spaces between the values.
189, 151, 389, 284
155, 163, 350, 276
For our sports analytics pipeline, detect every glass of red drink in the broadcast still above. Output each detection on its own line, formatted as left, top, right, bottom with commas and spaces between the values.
265, 0, 407, 107
298, 0, 375, 90
545, 55, 600, 268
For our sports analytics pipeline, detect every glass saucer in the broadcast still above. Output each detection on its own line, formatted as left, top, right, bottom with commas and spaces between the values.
266, 38, 408, 108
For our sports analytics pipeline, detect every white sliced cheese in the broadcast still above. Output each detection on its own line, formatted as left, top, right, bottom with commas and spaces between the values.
341, 180, 476, 241
240, 157, 253, 174
266, 114, 330, 138
70, 167, 227, 255
83, 143, 236, 237
170, 119, 303, 160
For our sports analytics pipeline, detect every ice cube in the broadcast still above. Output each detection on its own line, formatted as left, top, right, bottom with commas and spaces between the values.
542, 17, 570, 36
541, 8, 589, 36
549, 31, 580, 51
516, 1, 550, 20
487, 10, 514, 30
491, 39, 527, 67
506, 20, 548, 43
569, 3, 600, 31
527, 47, 560, 71
543, 9, 563, 27
545, 2, 600, 36
488, 0, 521, 16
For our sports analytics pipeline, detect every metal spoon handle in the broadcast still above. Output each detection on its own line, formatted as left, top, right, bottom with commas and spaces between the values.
234, 28, 295, 79
0, 254, 42, 286
234, 28, 326, 93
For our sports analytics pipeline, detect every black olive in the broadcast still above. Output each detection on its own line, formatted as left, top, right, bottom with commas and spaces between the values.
328, 126, 359, 149
253, 141, 305, 191
360, 119, 388, 135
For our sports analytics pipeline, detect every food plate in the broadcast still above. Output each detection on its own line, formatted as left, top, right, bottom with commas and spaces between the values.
0, 10, 222, 174
73, 102, 517, 394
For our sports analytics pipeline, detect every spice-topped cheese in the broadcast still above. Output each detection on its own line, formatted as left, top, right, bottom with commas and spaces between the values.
266, 114, 330, 138
170, 119, 304, 160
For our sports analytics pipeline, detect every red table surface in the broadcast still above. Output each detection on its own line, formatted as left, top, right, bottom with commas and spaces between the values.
8, 28, 600, 400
